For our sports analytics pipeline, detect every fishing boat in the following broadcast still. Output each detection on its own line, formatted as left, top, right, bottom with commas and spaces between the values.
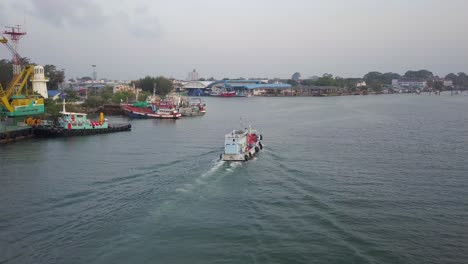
221, 127, 263, 161
235, 90, 253, 97
34, 101, 131, 137
210, 87, 236, 97
178, 98, 206, 116
122, 100, 182, 119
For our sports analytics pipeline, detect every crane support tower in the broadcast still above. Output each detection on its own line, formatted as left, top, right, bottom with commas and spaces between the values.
3, 25, 26, 75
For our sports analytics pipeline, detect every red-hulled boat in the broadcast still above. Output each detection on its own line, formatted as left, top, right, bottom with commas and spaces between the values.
122, 100, 182, 119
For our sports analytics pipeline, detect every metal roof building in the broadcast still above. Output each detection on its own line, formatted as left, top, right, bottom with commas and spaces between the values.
183, 80, 291, 96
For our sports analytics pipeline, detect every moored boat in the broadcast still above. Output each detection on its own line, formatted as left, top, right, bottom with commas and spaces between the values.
34, 102, 131, 137
210, 87, 236, 97
221, 127, 263, 161
122, 100, 182, 119
178, 98, 206, 116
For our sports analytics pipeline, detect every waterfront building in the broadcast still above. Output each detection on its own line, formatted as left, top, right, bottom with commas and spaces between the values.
182, 80, 292, 96
392, 79, 427, 89
356, 81, 367, 87
443, 80, 454, 87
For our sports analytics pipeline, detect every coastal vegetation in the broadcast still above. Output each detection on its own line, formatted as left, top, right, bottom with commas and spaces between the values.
132, 76, 173, 98
284, 69, 468, 94
0, 59, 64, 90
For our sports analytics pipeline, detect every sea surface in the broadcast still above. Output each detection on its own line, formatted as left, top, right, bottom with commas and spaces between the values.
1, 94, 467, 264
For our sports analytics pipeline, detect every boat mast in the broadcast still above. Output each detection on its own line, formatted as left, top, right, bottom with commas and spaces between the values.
134, 83, 139, 101
62, 98, 66, 113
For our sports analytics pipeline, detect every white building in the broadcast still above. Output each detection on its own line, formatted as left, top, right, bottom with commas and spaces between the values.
31, 65, 49, 98
187, 69, 199, 81
392, 79, 427, 88
443, 80, 454, 87
356, 81, 367, 87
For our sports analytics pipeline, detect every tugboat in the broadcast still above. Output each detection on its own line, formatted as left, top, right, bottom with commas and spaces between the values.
34, 101, 131, 137
122, 100, 182, 119
221, 127, 263, 161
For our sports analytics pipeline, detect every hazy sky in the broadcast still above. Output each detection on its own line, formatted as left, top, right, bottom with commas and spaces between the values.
1, 0, 467, 80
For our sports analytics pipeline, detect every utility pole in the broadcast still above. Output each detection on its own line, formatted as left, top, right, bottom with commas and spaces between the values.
92, 65, 97, 95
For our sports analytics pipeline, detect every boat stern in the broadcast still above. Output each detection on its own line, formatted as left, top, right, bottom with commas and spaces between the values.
222, 153, 245, 161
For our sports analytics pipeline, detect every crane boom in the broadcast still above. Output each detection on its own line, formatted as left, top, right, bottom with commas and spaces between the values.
0, 33, 22, 66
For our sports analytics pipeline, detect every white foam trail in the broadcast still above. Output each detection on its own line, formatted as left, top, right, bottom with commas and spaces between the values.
175, 187, 188, 193
201, 160, 225, 178
229, 162, 242, 169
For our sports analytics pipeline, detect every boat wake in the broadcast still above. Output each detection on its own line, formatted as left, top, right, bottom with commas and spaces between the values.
226, 161, 242, 172
201, 159, 225, 178
175, 159, 227, 193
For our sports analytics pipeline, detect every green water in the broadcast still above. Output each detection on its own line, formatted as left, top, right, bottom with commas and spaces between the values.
1, 94, 467, 264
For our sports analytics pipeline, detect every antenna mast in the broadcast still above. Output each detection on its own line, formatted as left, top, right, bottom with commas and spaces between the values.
3, 25, 26, 75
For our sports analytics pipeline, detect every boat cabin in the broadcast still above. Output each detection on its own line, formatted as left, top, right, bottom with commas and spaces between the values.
58, 111, 108, 130
224, 129, 248, 155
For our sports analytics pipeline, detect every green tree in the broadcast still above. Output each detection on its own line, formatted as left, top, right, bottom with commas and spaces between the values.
0, 58, 31, 88
83, 96, 105, 108
44, 98, 61, 117
314, 74, 336, 86
445, 73, 457, 82
100, 86, 114, 102
154, 76, 173, 97
286, 79, 299, 86
112, 91, 135, 103
80, 76, 93, 82
63, 89, 79, 101
0, 59, 13, 89
302, 79, 315, 86
363, 72, 400, 88
404, 70, 433, 79
426, 79, 434, 89
134, 76, 156, 92
44, 64, 65, 90
457, 72, 468, 87
433, 81, 443, 92
138, 91, 151, 102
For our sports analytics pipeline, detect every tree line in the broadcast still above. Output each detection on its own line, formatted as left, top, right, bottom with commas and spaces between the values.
287, 69, 468, 92
0, 58, 65, 90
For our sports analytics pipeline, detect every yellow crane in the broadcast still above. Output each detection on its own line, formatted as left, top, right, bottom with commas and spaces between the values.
0, 34, 44, 117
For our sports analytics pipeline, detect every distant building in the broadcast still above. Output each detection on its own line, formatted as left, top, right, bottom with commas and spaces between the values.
47, 90, 63, 100
113, 84, 141, 94
443, 80, 454, 87
356, 81, 367, 87
187, 69, 199, 81
291, 72, 301, 81
392, 79, 427, 88
182, 80, 291, 96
